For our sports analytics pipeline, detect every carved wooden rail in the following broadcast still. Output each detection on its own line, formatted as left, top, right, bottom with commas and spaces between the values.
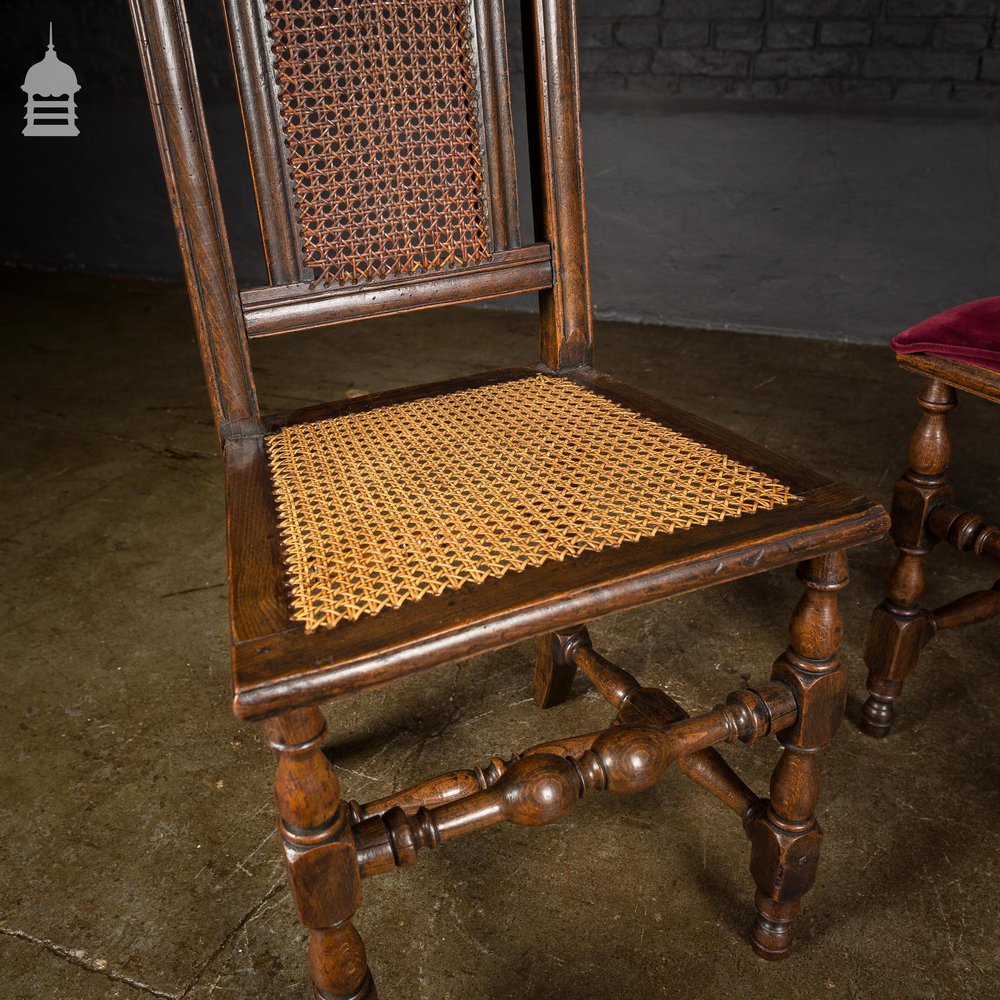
928, 502, 1000, 560
571, 628, 762, 821
918, 503, 1000, 638
352, 680, 795, 877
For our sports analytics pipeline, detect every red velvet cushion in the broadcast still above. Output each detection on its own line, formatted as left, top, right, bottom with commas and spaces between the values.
891, 296, 1000, 373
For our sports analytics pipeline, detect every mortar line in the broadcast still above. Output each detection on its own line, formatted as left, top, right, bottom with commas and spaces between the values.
0, 926, 179, 999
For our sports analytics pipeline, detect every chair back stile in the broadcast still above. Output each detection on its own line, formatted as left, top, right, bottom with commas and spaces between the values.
129, 0, 593, 442
129, 0, 261, 440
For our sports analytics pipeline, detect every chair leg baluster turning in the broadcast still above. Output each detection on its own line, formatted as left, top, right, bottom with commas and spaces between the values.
861, 378, 955, 737
749, 551, 848, 959
265, 709, 375, 1000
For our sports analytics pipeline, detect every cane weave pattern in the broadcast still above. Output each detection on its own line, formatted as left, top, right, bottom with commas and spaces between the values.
267, 376, 797, 632
264, 0, 491, 288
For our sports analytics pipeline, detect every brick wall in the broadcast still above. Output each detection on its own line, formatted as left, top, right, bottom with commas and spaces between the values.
564, 0, 1000, 104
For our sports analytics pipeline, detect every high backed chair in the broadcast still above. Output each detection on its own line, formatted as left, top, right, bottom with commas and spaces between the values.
862, 299, 1000, 738
129, 1, 887, 995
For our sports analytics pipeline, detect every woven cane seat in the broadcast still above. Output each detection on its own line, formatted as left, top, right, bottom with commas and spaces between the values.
266, 375, 797, 632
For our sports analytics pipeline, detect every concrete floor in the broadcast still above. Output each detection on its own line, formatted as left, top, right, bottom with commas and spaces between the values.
2, 269, 999, 999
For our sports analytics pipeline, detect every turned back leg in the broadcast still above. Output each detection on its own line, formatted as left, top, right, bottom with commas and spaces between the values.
861, 378, 956, 738
533, 627, 587, 708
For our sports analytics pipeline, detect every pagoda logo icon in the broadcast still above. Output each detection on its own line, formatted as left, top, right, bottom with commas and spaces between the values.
22, 24, 80, 137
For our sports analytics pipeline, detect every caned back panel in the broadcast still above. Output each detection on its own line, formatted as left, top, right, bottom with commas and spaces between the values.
130, 0, 589, 438
252, 0, 499, 288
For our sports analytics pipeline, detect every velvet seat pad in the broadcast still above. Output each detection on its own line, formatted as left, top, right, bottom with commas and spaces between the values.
892, 296, 1000, 373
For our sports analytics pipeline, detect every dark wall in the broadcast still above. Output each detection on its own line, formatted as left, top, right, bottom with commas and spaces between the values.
11, 1, 999, 106
568, 0, 1000, 104
3, 2, 999, 343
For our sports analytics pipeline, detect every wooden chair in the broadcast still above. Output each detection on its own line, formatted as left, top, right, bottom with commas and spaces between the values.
862, 320, 1000, 738
129, 1, 887, 994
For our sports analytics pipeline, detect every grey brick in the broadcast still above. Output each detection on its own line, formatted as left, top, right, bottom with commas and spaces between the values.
840, 78, 895, 99
982, 51, 1000, 80
932, 21, 989, 51
580, 47, 653, 75
714, 20, 765, 51
773, 0, 880, 16
782, 78, 841, 98
653, 48, 749, 75
577, 20, 615, 48
952, 82, 1000, 101
885, 0, 989, 15
578, 71, 628, 94
661, 20, 710, 47
876, 22, 930, 48
750, 78, 782, 96
677, 75, 733, 95
893, 81, 955, 101
862, 50, 979, 80
820, 21, 873, 47
661, 0, 764, 16
766, 21, 816, 49
614, 18, 660, 48
753, 50, 856, 77
579, 0, 661, 17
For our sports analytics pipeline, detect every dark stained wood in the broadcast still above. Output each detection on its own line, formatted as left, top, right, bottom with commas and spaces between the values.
349, 731, 604, 824
864, 363, 1000, 736
353, 682, 797, 878
929, 584, 1000, 632
129, 0, 260, 440
615, 684, 760, 822
525, 0, 594, 370
898, 352, 1000, 407
861, 378, 955, 738
223, 0, 309, 286
265, 708, 375, 999
749, 552, 849, 960
241, 245, 552, 338
927, 502, 1000, 559
574, 643, 641, 708
532, 625, 587, 708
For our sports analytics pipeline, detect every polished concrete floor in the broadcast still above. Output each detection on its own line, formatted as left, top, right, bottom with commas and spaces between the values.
2, 270, 998, 999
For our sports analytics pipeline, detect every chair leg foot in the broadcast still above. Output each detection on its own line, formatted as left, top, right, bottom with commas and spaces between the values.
750, 892, 798, 961
314, 964, 378, 1000
859, 691, 896, 738
861, 590, 934, 740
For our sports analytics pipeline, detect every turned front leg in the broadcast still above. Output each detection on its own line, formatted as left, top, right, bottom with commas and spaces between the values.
265, 708, 376, 1000
861, 378, 955, 737
748, 552, 849, 960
